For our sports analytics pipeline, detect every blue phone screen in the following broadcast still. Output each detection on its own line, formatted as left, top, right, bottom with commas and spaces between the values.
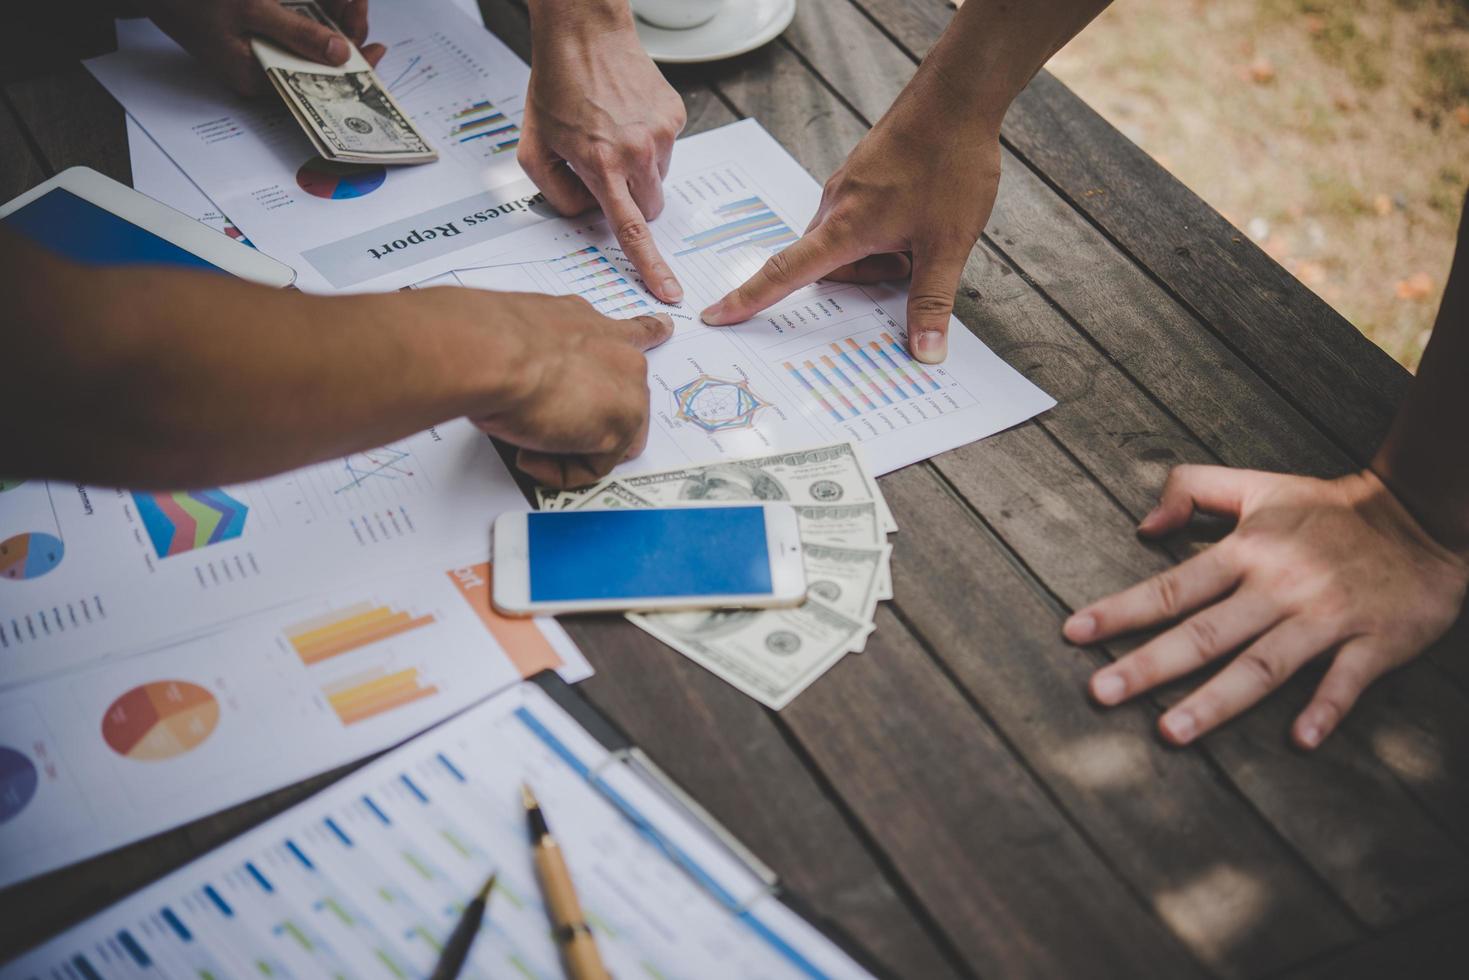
3, 187, 223, 271
527, 507, 773, 602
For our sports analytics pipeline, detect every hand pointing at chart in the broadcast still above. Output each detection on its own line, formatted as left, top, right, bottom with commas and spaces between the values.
701, 0, 1112, 364
520, 0, 687, 305
700, 77, 1001, 365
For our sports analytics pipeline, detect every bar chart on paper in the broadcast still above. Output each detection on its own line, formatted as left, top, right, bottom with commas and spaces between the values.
285, 602, 437, 665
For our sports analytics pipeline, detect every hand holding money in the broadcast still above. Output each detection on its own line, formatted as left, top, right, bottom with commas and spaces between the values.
137, 0, 382, 97
250, 1, 436, 164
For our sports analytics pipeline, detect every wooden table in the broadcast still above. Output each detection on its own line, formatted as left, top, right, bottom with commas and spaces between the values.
4, 1, 1467, 976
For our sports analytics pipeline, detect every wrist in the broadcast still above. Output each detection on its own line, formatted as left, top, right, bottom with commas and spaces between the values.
410, 289, 546, 420
1357, 464, 1469, 565
529, 0, 635, 49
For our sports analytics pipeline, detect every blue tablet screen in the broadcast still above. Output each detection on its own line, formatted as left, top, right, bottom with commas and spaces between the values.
3, 187, 223, 271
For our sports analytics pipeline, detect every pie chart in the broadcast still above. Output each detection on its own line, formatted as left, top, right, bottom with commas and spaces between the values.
0, 747, 38, 824
102, 680, 220, 761
0, 532, 64, 581
296, 158, 387, 200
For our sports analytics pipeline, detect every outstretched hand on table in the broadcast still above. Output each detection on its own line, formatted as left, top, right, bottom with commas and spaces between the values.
138, 0, 385, 96
1066, 465, 1469, 749
520, 0, 687, 304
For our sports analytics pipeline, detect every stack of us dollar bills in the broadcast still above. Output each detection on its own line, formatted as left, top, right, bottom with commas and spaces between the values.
536, 443, 896, 710
251, 1, 437, 164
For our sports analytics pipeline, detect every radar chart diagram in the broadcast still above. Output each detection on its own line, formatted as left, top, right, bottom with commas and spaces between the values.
672, 375, 770, 433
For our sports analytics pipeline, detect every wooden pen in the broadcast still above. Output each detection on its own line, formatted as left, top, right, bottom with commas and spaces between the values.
522, 783, 609, 980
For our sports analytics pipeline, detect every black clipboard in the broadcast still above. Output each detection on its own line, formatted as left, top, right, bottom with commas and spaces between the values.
528, 670, 895, 980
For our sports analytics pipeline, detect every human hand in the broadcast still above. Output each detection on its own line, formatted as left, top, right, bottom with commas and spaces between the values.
1065, 465, 1469, 749
519, 10, 686, 303
465, 293, 673, 488
138, 0, 385, 96
700, 71, 1001, 364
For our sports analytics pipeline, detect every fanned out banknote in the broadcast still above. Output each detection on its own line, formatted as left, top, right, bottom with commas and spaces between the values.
538, 444, 897, 710
251, 1, 437, 164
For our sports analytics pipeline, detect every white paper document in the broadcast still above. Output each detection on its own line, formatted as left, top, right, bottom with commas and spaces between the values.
456, 120, 1055, 478
0, 428, 589, 887
92, 0, 547, 293
128, 115, 253, 244
1, 683, 872, 980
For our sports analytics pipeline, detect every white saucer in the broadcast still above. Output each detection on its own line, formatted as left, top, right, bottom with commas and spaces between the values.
635, 0, 797, 64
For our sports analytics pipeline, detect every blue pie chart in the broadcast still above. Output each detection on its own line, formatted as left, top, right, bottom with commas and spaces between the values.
296, 158, 387, 200
0, 746, 38, 824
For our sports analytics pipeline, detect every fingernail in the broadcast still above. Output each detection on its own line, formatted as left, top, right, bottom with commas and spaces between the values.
661, 278, 683, 303
326, 36, 349, 62
913, 331, 946, 363
700, 301, 727, 325
1299, 723, 1322, 748
1092, 673, 1126, 705
1137, 506, 1164, 533
1161, 710, 1197, 744
1064, 612, 1096, 643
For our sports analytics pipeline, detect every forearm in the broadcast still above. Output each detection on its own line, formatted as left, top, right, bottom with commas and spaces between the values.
1372, 196, 1469, 555
919, 0, 1112, 134
2, 237, 519, 489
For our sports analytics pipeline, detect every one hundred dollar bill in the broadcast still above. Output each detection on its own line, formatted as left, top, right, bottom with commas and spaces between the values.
630, 598, 872, 710
252, 1, 436, 164
800, 542, 890, 630
611, 444, 896, 531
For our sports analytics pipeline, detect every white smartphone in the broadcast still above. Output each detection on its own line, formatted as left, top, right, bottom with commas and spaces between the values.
0, 166, 296, 287
492, 503, 807, 617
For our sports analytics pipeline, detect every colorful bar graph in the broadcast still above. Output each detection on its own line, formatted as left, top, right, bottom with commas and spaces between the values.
323, 668, 438, 726
675, 196, 795, 256
286, 603, 436, 666
832, 343, 893, 405
820, 354, 876, 410
846, 338, 909, 401
803, 360, 860, 418
784, 362, 843, 422
450, 100, 520, 154
871, 341, 926, 397
882, 332, 942, 392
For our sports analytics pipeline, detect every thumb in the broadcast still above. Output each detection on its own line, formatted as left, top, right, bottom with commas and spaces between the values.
1139, 464, 1256, 536
905, 242, 969, 364
248, 0, 352, 65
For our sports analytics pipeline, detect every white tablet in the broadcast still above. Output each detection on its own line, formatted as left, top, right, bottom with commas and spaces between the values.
0, 166, 296, 287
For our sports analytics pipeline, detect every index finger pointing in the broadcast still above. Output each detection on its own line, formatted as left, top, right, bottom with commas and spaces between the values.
701, 228, 858, 326
595, 180, 683, 305
606, 312, 675, 351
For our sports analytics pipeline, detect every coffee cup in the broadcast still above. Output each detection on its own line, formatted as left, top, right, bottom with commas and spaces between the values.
630, 0, 724, 30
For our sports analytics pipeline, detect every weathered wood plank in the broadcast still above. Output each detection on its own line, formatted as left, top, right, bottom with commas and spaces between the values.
782, 606, 1206, 978
0, 96, 47, 197
849, 0, 1410, 460
4, 63, 129, 184
703, 24, 1367, 975
777, 0, 1469, 925
566, 617, 963, 979
1282, 900, 1469, 979
876, 460, 1361, 975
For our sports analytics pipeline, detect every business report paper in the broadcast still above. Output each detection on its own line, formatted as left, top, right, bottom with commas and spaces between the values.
1, 683, 872, 980
456, 120, 1056, 478
0, 428, 589, 887
90, 0, 546, 293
